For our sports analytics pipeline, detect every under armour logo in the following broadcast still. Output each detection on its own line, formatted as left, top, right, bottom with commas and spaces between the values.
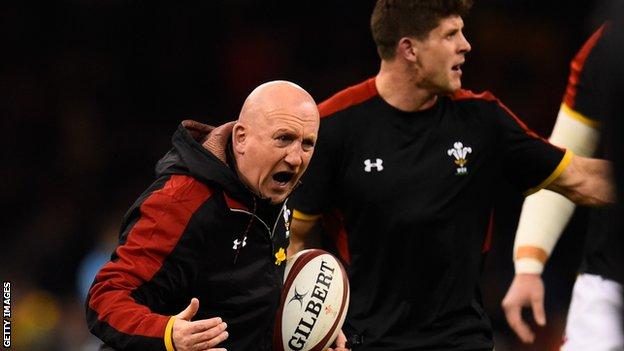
364, 158, 384, 172
233, 237, 247, 250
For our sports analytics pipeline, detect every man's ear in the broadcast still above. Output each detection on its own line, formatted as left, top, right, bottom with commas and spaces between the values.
397, 37, 418, 62
232, 123, 247, 154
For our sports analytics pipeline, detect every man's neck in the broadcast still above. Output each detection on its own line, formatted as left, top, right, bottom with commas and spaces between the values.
375, 59, 438, 112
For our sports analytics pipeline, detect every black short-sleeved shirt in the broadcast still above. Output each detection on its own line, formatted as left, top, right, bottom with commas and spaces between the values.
564, 23, 623, 284
290, 78, 567, 350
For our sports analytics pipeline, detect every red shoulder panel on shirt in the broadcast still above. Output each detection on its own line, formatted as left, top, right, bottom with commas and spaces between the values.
451, 89, 544, 141
563, 24, 607, 109
88, 174, 213, 337
451, 89, 497, 102
318, 77, 378, 118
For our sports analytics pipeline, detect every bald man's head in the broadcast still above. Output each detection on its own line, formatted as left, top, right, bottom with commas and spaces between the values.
231, 80, 320, 204
238, 81, 316, 125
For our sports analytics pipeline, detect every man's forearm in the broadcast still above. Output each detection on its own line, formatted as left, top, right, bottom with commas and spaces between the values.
514, 189, 576, 274
288, 215, 320, 257
547, 155, 615, 206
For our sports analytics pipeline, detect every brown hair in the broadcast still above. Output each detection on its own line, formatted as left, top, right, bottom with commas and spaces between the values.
371, 0, 473, 59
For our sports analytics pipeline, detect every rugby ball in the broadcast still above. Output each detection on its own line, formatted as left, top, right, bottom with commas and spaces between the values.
274, 249, 350, 351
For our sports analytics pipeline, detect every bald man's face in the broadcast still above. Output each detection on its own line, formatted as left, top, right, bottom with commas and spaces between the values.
233, 87, 319, 204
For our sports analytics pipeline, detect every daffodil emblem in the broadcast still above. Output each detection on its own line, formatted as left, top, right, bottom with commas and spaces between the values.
275, 247, 286, 265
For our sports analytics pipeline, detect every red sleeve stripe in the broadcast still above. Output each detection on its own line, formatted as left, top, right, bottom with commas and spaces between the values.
318, 77, 378, 118
321, 209, 351, 265
88, 175, 213, 338
563, 24, 607, 109
452, 89, 551, 144
482, 209, 495, 253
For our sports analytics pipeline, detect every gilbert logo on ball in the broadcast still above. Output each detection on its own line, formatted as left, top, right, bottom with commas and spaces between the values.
274, 249, 350, 351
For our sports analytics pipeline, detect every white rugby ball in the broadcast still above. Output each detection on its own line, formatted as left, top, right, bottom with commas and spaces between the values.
274, 249, 350, 351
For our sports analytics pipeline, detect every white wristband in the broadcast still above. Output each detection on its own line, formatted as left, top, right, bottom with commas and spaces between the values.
515, 257, 545, 275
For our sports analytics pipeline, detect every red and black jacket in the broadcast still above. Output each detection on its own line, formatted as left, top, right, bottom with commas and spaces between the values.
86, 121, 291, 351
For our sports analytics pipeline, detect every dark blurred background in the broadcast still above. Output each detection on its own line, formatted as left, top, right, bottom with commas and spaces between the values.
0, 0, 613, 350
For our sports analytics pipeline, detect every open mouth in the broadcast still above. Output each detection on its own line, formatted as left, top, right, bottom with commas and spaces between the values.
452, 62, 463, 72
272, 171, 295, 185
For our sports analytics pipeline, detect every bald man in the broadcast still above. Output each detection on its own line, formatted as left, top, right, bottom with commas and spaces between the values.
86, 81, 320, 351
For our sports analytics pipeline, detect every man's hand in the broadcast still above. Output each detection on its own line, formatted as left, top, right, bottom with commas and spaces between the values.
501, 274, 546, 343
172, 298, 229, 351
327, 329, 350, 351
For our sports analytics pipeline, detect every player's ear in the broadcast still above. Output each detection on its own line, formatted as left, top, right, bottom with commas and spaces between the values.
397, 37, 418, 62
232, 123, 247, 154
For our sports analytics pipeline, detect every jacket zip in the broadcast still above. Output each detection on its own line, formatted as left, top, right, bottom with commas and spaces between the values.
270, 199, 288, 239
229, 208, 271, 236
229, 199, 288, 239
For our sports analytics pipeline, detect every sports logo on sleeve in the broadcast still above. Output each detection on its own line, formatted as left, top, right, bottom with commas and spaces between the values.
447, 142, 472, 175
288, 287, 308, 308
233, 237, 247, 250
364, 158, 384, 172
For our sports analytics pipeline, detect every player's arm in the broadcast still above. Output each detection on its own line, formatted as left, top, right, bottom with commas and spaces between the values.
546, 153, 614, 206
86, 188, 228, 351
288, 210, 322, 257
502, 104, 601, 343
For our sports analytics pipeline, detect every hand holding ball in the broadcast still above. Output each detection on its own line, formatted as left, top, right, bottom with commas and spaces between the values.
274, 249, 350, 351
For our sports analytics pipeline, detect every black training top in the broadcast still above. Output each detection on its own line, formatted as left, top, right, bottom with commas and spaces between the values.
86, 122, 291, 351
290, 78, 567, 350
563, 23, 623, 284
